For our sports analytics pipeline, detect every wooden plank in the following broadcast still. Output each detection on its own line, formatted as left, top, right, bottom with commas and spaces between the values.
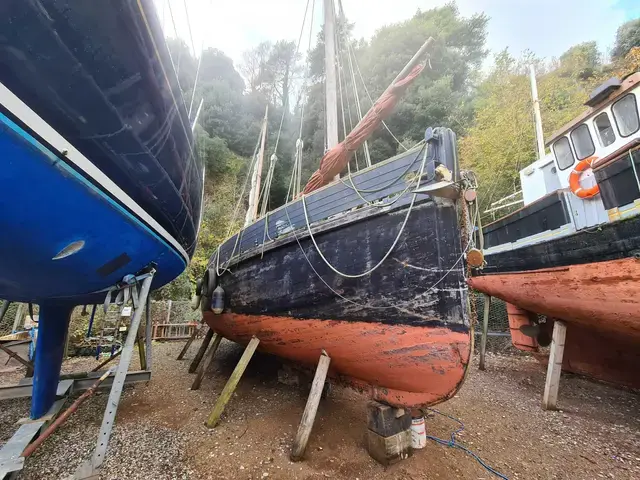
189, 328, 214, 373
176, 325, 200, 360
479, 294, 491, 371
190, 333, 221, 391
136, 333, 147, 371
205, 336, 260, 428
542, 320, 567, 410
290, 351, 331, 461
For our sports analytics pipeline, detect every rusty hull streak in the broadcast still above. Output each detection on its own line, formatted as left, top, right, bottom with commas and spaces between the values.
469, 257, 640, 339
203, 311, 471, 408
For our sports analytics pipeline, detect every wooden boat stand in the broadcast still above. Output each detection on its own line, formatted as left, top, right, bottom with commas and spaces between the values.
180, 329, 334, 457
478, 295, 567, 410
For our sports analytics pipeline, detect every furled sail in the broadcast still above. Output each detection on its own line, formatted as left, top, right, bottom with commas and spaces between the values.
303, 64, 425, 194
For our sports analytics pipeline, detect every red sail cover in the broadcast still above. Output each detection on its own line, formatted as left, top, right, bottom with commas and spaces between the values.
303, 64, 425, 194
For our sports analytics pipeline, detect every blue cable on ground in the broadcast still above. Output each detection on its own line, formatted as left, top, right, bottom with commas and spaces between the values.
424, 407, 510, 480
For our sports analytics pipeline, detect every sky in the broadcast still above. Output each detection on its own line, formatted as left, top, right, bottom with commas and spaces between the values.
154, 0, 639, 69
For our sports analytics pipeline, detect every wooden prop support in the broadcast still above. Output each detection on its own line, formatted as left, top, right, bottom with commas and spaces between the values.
479, 294, 491, 371
291, 350, 331, 462
189, 328, 214, 373
0, 343, 33, 376
136, 333, 147, 371
176, 324, 201, 360
205, 336, 260, 428
543, 320, 567, 410
191, 333, 222, 390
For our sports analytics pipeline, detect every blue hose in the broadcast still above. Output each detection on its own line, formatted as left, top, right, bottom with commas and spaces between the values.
424, 407, 509, 480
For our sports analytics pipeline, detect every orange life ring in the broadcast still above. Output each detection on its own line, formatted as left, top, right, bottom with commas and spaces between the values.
569, 156, 599, 199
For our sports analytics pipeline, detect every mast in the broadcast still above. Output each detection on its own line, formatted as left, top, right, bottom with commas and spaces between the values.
530, 65, 546, 160
323, 0, 339, 179
245, 105, 269, 226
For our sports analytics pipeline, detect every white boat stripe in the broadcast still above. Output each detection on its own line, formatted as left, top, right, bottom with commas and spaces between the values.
0, 81, 190, 264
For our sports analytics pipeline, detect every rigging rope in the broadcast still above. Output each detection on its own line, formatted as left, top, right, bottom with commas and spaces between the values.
337, 0, 409, 152
338, 20, 371, 167
299, 143, 429, 278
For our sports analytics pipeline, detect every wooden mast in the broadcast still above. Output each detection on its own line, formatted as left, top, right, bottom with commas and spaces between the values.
323, 0, 340, 180
245, 105, 269, 226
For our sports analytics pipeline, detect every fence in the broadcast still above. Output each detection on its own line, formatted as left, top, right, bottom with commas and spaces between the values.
0, 300, 201, 347
471, 292, 516, 353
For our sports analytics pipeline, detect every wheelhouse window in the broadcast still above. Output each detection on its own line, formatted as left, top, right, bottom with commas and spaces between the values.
594, 112, 616, 147
612, 94, 639, 137
569, 124, 595, 160
553, 136, 575, 170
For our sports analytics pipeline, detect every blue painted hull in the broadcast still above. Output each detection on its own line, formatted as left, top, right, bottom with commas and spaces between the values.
0, 111, 186, 303
0, 0, 202, 303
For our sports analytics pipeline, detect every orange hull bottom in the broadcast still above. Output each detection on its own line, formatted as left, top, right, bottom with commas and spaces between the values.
470, 257, 640, 389
203, 312, 471, 408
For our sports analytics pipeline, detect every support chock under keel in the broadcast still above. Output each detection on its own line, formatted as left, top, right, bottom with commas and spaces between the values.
290, 350, 331, 462
205, 336, 260, 428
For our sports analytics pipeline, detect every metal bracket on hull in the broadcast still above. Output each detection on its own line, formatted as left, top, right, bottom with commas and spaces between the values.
73, 269, 156, 479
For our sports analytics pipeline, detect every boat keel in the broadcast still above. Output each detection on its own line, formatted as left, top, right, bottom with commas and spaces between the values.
31, 303, 73, 419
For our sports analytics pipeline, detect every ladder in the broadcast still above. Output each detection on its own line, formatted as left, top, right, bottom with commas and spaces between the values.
95, 306, 122, 359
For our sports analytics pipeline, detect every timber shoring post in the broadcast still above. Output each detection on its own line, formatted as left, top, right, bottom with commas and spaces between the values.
291, 350, 331, 462
177, 324, 200, 360
479, 294, 491, 371
137, 332, 147, 371
145, 294, 153, 371
543, 320, 567, 410
91, 348, 121, 373
205, 336, 260, 428
189, 328, 214, 373
190, 333, 222, 390
0, 343, 33, 375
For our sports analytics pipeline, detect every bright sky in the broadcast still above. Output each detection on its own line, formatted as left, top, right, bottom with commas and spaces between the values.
155, 0, 638, 68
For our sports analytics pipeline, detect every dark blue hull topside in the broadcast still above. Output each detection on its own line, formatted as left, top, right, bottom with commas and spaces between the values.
0, 0, 203, 304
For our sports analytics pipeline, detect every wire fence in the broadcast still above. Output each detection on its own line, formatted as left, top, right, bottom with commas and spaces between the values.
471, 292, 516, 353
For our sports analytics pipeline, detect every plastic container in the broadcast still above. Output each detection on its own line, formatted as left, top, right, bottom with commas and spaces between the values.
411, 416, 426, 449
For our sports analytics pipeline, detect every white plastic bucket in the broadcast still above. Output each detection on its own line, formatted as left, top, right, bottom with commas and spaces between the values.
411, 416, 426, 449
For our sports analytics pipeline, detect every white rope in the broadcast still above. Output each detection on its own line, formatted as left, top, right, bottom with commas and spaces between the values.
337, 0, 408, 152
283, 189, 472, 311
335, 25, 359, 170
299, 141, 430, 279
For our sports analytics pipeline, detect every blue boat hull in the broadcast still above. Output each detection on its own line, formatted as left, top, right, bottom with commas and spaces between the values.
0, 110, 186, 303
0, 0, 202, 302
0, 0, 203, 418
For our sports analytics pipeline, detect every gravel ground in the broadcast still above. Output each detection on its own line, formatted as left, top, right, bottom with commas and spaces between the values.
0, 341, 638, 479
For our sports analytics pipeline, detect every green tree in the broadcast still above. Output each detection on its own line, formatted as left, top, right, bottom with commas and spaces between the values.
612, 19, 640, 60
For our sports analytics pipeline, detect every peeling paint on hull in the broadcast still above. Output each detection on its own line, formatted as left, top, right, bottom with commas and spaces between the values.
203, 312, 471, 408
470, 257, 640, 388
203, 200, 471, 408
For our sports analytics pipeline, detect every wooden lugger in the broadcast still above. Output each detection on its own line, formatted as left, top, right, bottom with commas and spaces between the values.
201, 128, 473, 409
203, 197, 471, 408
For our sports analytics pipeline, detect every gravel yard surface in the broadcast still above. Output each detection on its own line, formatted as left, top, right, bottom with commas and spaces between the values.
1, 341, 638, 479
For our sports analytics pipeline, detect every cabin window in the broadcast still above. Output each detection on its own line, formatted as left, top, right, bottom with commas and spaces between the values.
612, 94, 639, 137
569, 124, 595, 160
594, 113, 616, 147
553, 137, 575, 170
